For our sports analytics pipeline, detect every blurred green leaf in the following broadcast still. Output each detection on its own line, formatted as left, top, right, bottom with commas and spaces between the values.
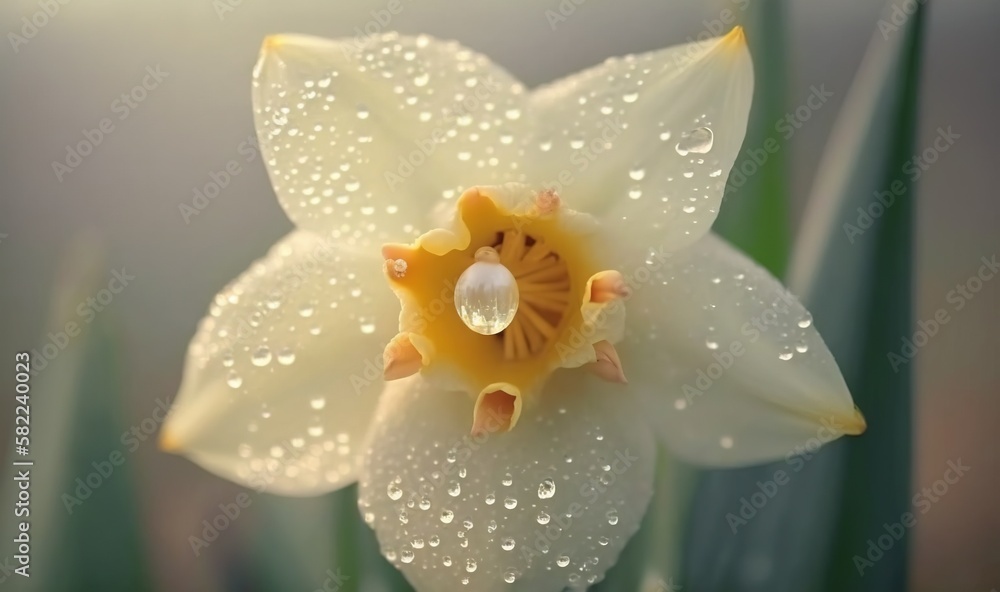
787, 4, 926, 591
1, 241, 152, 591
711, 0, 791, 277
681, 2, 925, 591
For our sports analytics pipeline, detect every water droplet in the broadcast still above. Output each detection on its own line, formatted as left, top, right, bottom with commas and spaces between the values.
222, 352, 234, 367
629, 167, 646, 181
537, 511, 551, 525
505, 108, 521, 120
798, 318, 813, 328
556, 555, 571, 567
504, 570, 517, 583
682, 205, 696, 214
356, 105, 370, 119
411, 537, 425, 549
598, 536, 610, 546
706, 340, 719, 350
629, 187, 642, 200
465, 559, 477, 573
226, 371, 243, 389
400, 549, 414, 563
606, 509, 619, 525
463, 518, 473, 529
504, 497, 518, 509
674, 127, 714, 156
276, 347, 295, 365
440, 510, 454, 524
387, 482, 403, 500
429, 535, 440, 547
454, 257, 519, 335
447, 481, 462, 497
485, 493, 496, 505
537, 478, 556, 499
659, 130, 672, 142
501, 473, 513, 486
251, 346, 272, 367
778, 351, 794, 361
413, 72, 429, 87
418, 497, 431, 510
622, 91, 639, 103
310, 397, 326, 410
360, 322, 376, 335
501, 537, 516, 550
298, 304, 314, 317
796, 342, 809, 353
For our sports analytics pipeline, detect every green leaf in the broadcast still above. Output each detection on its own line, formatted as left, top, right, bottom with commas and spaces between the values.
680, 3, 925, 591
787, 6, 926, 592
711, 0, 791, 277
0, 241, 153, 591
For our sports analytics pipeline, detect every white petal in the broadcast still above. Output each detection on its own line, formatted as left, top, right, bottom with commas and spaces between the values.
162, 230, 397, 495
527, 30, 753, 253
253, 33, 530, 244
358, 373, 655, 591
620, 233, 863, 467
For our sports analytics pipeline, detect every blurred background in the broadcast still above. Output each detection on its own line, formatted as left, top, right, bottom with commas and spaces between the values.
0, 0, 997, 591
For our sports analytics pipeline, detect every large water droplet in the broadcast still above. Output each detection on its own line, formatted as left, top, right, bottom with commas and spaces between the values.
276, 347, 296, 365
501, 537, 516, 551
537, 511, 551, 524
465, 559, 477, 573
674, 127, 714, 156
400, 549, 414, 563
454, 257, 519, 335
504, 497, 518, 509
387, 482, 403, 500
440, 510, 454, 524
251, 346, 272, 367
447, 481, 461, 496
537, 479, 556, 499
556, 555, 571, 567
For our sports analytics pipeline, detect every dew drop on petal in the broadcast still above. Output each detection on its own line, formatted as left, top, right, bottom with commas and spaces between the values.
674, 127, 714, 156
454, 260, 519, 335
276, 347, 295, 365
251, 346, 272, 366
387, 482, 403, 500
537, 479, 556, 499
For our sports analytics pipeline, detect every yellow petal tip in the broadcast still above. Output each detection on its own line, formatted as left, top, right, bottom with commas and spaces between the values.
262, 35, 285, 53
845, 407, 867, 436
158, 428, 181, 453
721, 26, 747, 51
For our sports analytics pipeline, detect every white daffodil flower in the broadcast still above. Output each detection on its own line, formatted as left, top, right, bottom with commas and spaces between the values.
161, 28, 865, 591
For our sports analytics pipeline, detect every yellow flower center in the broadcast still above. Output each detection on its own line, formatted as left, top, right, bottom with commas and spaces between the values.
380, 185, 628, 434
